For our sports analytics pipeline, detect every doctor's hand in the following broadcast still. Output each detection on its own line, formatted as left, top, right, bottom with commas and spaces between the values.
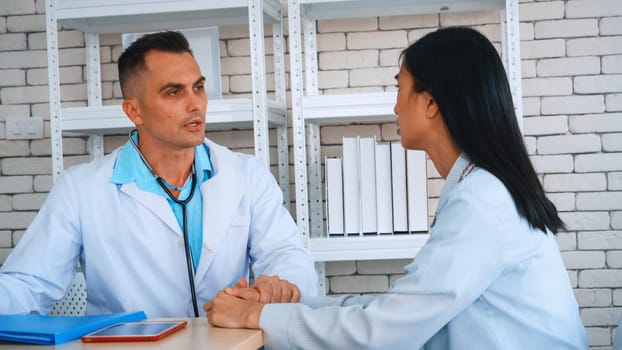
251, 275, 301, 303
204, 291, 263, 329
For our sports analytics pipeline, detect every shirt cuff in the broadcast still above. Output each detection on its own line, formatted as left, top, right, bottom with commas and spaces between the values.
259, 303, 296, 349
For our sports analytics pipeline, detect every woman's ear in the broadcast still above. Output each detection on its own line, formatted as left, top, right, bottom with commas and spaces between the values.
122, 98, 144, 126
425, 92, 439, 119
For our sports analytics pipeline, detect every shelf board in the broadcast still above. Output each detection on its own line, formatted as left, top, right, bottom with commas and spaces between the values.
300, 0, 506, 19
309, 234, 429, 261
61, 98, 286, 134
302, 91, 397, 124
55, 0, 282, 33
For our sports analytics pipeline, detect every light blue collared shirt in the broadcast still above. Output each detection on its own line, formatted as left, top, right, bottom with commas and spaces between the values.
110, 136, 213, 270
259, 153, 587, 349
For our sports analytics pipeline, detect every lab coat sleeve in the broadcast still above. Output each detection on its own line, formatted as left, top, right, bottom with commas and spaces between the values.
259, 187, 508, 350
245, 159, 318, 296
0, 170, 82, 314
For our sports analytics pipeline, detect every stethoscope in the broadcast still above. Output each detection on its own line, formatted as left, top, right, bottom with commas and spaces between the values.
129, 129, 200, 317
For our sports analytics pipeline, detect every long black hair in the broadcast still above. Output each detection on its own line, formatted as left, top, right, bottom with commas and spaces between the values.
401, 26, 564, 234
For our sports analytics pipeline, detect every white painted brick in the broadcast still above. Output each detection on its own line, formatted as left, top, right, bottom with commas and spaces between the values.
348, 31, 407, 50
204, 129, 254, 148
319, 50, 378, 70
603, 133, 622, 152
12, 193, 46, 210
33, 175, 52, 192
379, 14, 439, 30
577, 192, 622, 210
547, 192, 576, 211
560, 212, 610, 230
0, 248, 12, 265
0, 230, 10, 247
27, 65, 82, 85
357, 259, 410, 274
556, 231, 576, 251
99, 46, 112, 64
601, 17, 622, 36
568, 270, 578, 288
427, 178, 444, 198
536, 19, 599, 39
0, 69, 25, 87
28, 30, 84, 50
439, 10, 498, 26
608, 251, 622, 268
380, 123, 400, 142
471, 24, 501, 42
218, 25, 248, 40
317, 18, 378, 33
615, 289, 622, 305
0, 104, 29, 118
522, 77, 572, 97
379, 48, 402, 67
522, 60, 536, 78
567, 37, 622, 57
101, 63, 117, 82
325, 261, 356, 276
523, 115, 568, 136
0, 140, 28, 157
0, 33, 26, 51
521, 39, 565, 59
607, 94, 622, 112
0, 85, 49, 104
576, 153, 622, 172
12, 230, 24, 245
532, 155, 573, 173
228, 75, 251, 93
563, 250, 606, 269
566, 0, 622, 18
99, 33, 121, 46
524, 136, 537, 155
580, 270, 622, 288
522, 97, 541, 116
544, 173, 606, 192
111, 45, 123, 62
226, 38, 250, 56
0, 196, 10, 212
389, 274, 406, 286
0, 17, 5, 34
407, 27, 437, 44
330, 275, 388, 293
585, 327, 612, 346
536, 56, 600, 77
0, 0, 35, 15
35, 0, 44, 14
60, 83, 87, 102
520, 22, 535, 41
570, 113, 622, 133
63, 155, 90, 168
350, 67, 397, 87
582, 307, 622, 326
542, 95, 605, 115
0, 212, 36, 230
220, 56, 251, 75
32, 137, 85, 156
518, 1, 564, 21
575, 289, 612, 307
6, 14, 44, 32
316, 33, 346, 52
579, 231, 622, 250
0, 50, 46, 69
320, 125, 381, 144
1, 157, 50, 175
317, 70, 348, 89
58, 48, 86, 67
537, 134, 601, 154
610, 173, 622, 190
575, 75, 622, 94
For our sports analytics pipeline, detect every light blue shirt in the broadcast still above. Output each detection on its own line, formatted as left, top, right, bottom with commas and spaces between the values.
110, 137, 213, 270
259, 153, 587, 349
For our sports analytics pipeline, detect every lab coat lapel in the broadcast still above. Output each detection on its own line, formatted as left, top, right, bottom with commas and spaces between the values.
194, 143, 244, 283
120, 183, 182, 236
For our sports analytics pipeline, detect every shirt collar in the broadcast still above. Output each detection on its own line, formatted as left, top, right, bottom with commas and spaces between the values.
439, 152, 472, 200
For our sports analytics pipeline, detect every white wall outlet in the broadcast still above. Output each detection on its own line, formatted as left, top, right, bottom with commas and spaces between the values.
5, 116, 44, 140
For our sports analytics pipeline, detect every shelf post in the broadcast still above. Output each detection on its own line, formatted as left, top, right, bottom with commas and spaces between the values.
249, 0, 270, 168
501, 0, 523, 130
45, 0, 64, 181
85, 33, 104, 160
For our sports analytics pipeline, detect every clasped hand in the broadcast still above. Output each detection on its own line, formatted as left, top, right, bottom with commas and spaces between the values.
203, 275, 300, 329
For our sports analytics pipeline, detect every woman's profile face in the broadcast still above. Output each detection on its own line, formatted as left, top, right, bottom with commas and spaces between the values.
393, 64, 433, 151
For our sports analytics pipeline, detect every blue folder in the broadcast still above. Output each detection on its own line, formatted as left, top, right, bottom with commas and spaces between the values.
0, 310, 147, 345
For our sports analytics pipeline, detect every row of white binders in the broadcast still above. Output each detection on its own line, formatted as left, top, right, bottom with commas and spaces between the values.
325, 137, 428, 236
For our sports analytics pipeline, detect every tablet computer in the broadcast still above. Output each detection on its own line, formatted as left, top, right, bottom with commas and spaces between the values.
81, 320, 188, 342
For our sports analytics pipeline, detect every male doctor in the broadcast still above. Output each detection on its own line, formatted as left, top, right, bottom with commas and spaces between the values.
0, 31, 317, 317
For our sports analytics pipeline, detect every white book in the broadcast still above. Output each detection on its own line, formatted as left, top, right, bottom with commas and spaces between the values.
407, 150, 428, 232
390, 141, 408, 233
375, 142, 393, 234
359, 137, 377, 234
325, 157, 344, 236
342, 137, 361, 235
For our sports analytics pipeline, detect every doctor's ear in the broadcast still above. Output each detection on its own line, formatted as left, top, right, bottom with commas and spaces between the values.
122, 98, 144, 126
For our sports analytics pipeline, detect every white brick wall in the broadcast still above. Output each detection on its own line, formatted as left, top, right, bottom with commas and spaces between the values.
0, 1, 620, 348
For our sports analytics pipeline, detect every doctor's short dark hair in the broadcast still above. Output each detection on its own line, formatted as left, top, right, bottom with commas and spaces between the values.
400, 26, 564, 234
118, 31, 193, 98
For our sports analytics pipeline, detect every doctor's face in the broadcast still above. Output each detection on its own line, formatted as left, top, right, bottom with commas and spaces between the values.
128, 50, 207, 152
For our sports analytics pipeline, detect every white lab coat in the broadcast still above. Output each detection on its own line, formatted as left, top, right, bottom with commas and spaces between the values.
0, 138, 317, 317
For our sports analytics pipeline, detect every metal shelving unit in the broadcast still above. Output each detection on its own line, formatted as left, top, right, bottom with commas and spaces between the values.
45, 0, 291, 207
288, 0, 522, 292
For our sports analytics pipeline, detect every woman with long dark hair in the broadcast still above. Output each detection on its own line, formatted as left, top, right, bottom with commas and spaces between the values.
204, 27, 587, 349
